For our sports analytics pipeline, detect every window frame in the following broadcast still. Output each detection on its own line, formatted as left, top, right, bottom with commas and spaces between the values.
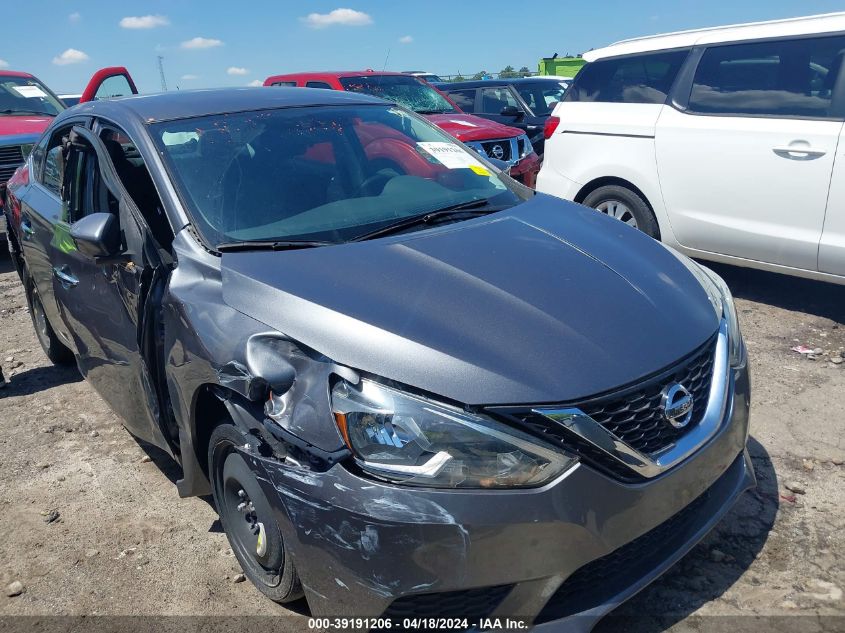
670, 31, 845, 121
32, 116, 91, 198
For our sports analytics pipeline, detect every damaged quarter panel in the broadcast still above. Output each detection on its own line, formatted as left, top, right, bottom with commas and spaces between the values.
164, 229, 348, 496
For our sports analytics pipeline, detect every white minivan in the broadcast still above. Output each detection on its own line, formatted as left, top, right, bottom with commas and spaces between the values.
537, 13, 845, 284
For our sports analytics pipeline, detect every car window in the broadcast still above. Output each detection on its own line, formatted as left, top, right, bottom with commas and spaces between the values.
479, 87, 520, 113
42, 127, 71, 196
0, 75, 65, 116
566, 49, 689, 104
305, 81, 333, 89
271, 81, 297, 87
98, 124, 173, 249
151, 104, 527, 247
514, 82, 568, 115
688, 35, 845, 118
339, 75, 457, 114
447, 89, 476, 111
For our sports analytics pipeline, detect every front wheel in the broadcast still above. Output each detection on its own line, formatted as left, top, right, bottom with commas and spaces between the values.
208, 424, 303, 603
582, 185, 660, 239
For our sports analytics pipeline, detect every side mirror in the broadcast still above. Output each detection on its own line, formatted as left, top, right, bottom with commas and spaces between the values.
500, 105, 523, 118
70, 212, 120, 259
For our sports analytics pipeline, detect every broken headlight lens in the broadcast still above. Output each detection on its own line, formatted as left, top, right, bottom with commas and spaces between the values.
331, 378, 576, 488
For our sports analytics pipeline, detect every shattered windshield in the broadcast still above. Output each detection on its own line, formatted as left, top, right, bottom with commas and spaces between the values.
0, 75, 65, 116
339, 75, 457, 114
152, 104, 526, 248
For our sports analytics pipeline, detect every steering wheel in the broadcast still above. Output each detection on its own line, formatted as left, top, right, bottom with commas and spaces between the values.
354, 168, 396, 197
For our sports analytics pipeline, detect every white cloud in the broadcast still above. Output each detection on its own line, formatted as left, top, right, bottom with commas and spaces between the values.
399, 35, 413, 44
247, 79, 263, 87
68, 12, 81, 23
0, 59, 8, 69
227, 66, 249, 76
52, 48, 89, 65
181, 74, 199, 81
120, 15, 170, 29
302, 8, 372, 29
181, 37, 223, 50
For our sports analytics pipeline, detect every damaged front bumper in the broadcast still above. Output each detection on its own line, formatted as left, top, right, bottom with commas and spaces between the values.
242, 364, 752, 629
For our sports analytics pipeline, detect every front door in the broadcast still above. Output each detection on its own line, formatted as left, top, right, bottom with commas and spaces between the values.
656, 35, 845, 271
47, 125, 169, 450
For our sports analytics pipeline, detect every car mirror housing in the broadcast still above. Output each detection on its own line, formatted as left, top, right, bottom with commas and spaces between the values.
500, 105, 522, 117
70, 212, 121, 259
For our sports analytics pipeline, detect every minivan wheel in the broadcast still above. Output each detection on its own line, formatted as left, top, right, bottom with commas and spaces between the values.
582, 185, 660, 239
208, 424, 303, 603
27, 282, 74, 365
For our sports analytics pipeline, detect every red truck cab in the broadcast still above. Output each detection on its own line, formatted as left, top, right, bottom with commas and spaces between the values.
263, 71, 540, 187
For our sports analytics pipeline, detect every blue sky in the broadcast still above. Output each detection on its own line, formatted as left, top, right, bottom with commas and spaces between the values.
2, 1, 845, 93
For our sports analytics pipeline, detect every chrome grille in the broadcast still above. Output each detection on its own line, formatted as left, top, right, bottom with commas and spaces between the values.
0, 145, 25, 187
494, 333, 719, 482
0, 146, 24, 164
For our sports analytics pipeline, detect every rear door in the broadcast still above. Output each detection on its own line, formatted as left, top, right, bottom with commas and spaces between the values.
17, 119, 89, 346
79, 67, 138, 103
656, 35, 845, 271
47, 123, 171, 450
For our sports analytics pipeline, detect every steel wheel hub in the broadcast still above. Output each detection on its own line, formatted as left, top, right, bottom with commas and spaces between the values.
596, 199, 638, 228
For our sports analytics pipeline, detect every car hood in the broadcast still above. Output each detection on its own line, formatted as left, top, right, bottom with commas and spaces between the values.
0, 115, 52, 137
425, 113, 523, 142
221, 195, 718, 405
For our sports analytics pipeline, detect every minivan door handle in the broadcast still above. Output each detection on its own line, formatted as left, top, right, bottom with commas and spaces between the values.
20, 216, 35, 240
52, 265, 79, 288
772, 145, 826, 158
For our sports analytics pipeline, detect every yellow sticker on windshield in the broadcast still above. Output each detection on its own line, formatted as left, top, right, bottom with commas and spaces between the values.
470, 165, 490, 176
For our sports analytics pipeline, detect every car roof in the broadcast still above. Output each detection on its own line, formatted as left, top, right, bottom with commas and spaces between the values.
266, 70, 411, 83
436, 77, 566, 89
70, 86, 388, 123
585, 11, 845, 61
0, 70, 36, 79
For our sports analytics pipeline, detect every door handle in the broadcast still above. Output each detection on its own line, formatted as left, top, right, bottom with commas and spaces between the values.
20, 217, 35, 240
53, 265, 79, 288
772, 145, 826, 158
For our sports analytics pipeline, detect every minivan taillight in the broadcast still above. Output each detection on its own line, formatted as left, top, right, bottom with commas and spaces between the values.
543, 116, 560, 140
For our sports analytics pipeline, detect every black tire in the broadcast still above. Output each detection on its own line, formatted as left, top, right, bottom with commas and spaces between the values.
582, 184, 660, 239
208, 424, 303, 603
26, 280, 74, 366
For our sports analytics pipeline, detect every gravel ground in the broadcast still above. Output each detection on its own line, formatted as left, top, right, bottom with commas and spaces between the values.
0, 249, 843, 631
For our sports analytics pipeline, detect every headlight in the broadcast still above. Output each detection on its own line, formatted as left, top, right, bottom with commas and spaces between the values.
670, 251, 744, 367
19, 143, 35, 158
331, 378, 576, 488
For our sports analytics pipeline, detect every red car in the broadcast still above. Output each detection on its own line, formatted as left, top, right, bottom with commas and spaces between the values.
1, 67, 136, 244
263, 71, 541, 187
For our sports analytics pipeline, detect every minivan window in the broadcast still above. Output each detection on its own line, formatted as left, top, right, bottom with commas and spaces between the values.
152, 105, 524, 247
566, 50, 689, 104
688, 35, 845, 118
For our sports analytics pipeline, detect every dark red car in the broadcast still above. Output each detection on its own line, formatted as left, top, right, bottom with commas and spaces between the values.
263, 71, 541, 187
1, 67, 136, 243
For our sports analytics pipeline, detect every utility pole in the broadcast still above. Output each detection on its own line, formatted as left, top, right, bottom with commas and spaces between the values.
157, 56, 168, 92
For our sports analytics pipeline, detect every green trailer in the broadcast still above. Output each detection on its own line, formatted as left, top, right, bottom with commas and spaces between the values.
538, 56, 586, 78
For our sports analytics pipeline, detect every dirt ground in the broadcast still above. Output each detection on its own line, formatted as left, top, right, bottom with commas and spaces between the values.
0, 247, 843, 632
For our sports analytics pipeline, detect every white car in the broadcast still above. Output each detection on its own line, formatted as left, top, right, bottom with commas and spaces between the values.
537, 12, 845, 284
